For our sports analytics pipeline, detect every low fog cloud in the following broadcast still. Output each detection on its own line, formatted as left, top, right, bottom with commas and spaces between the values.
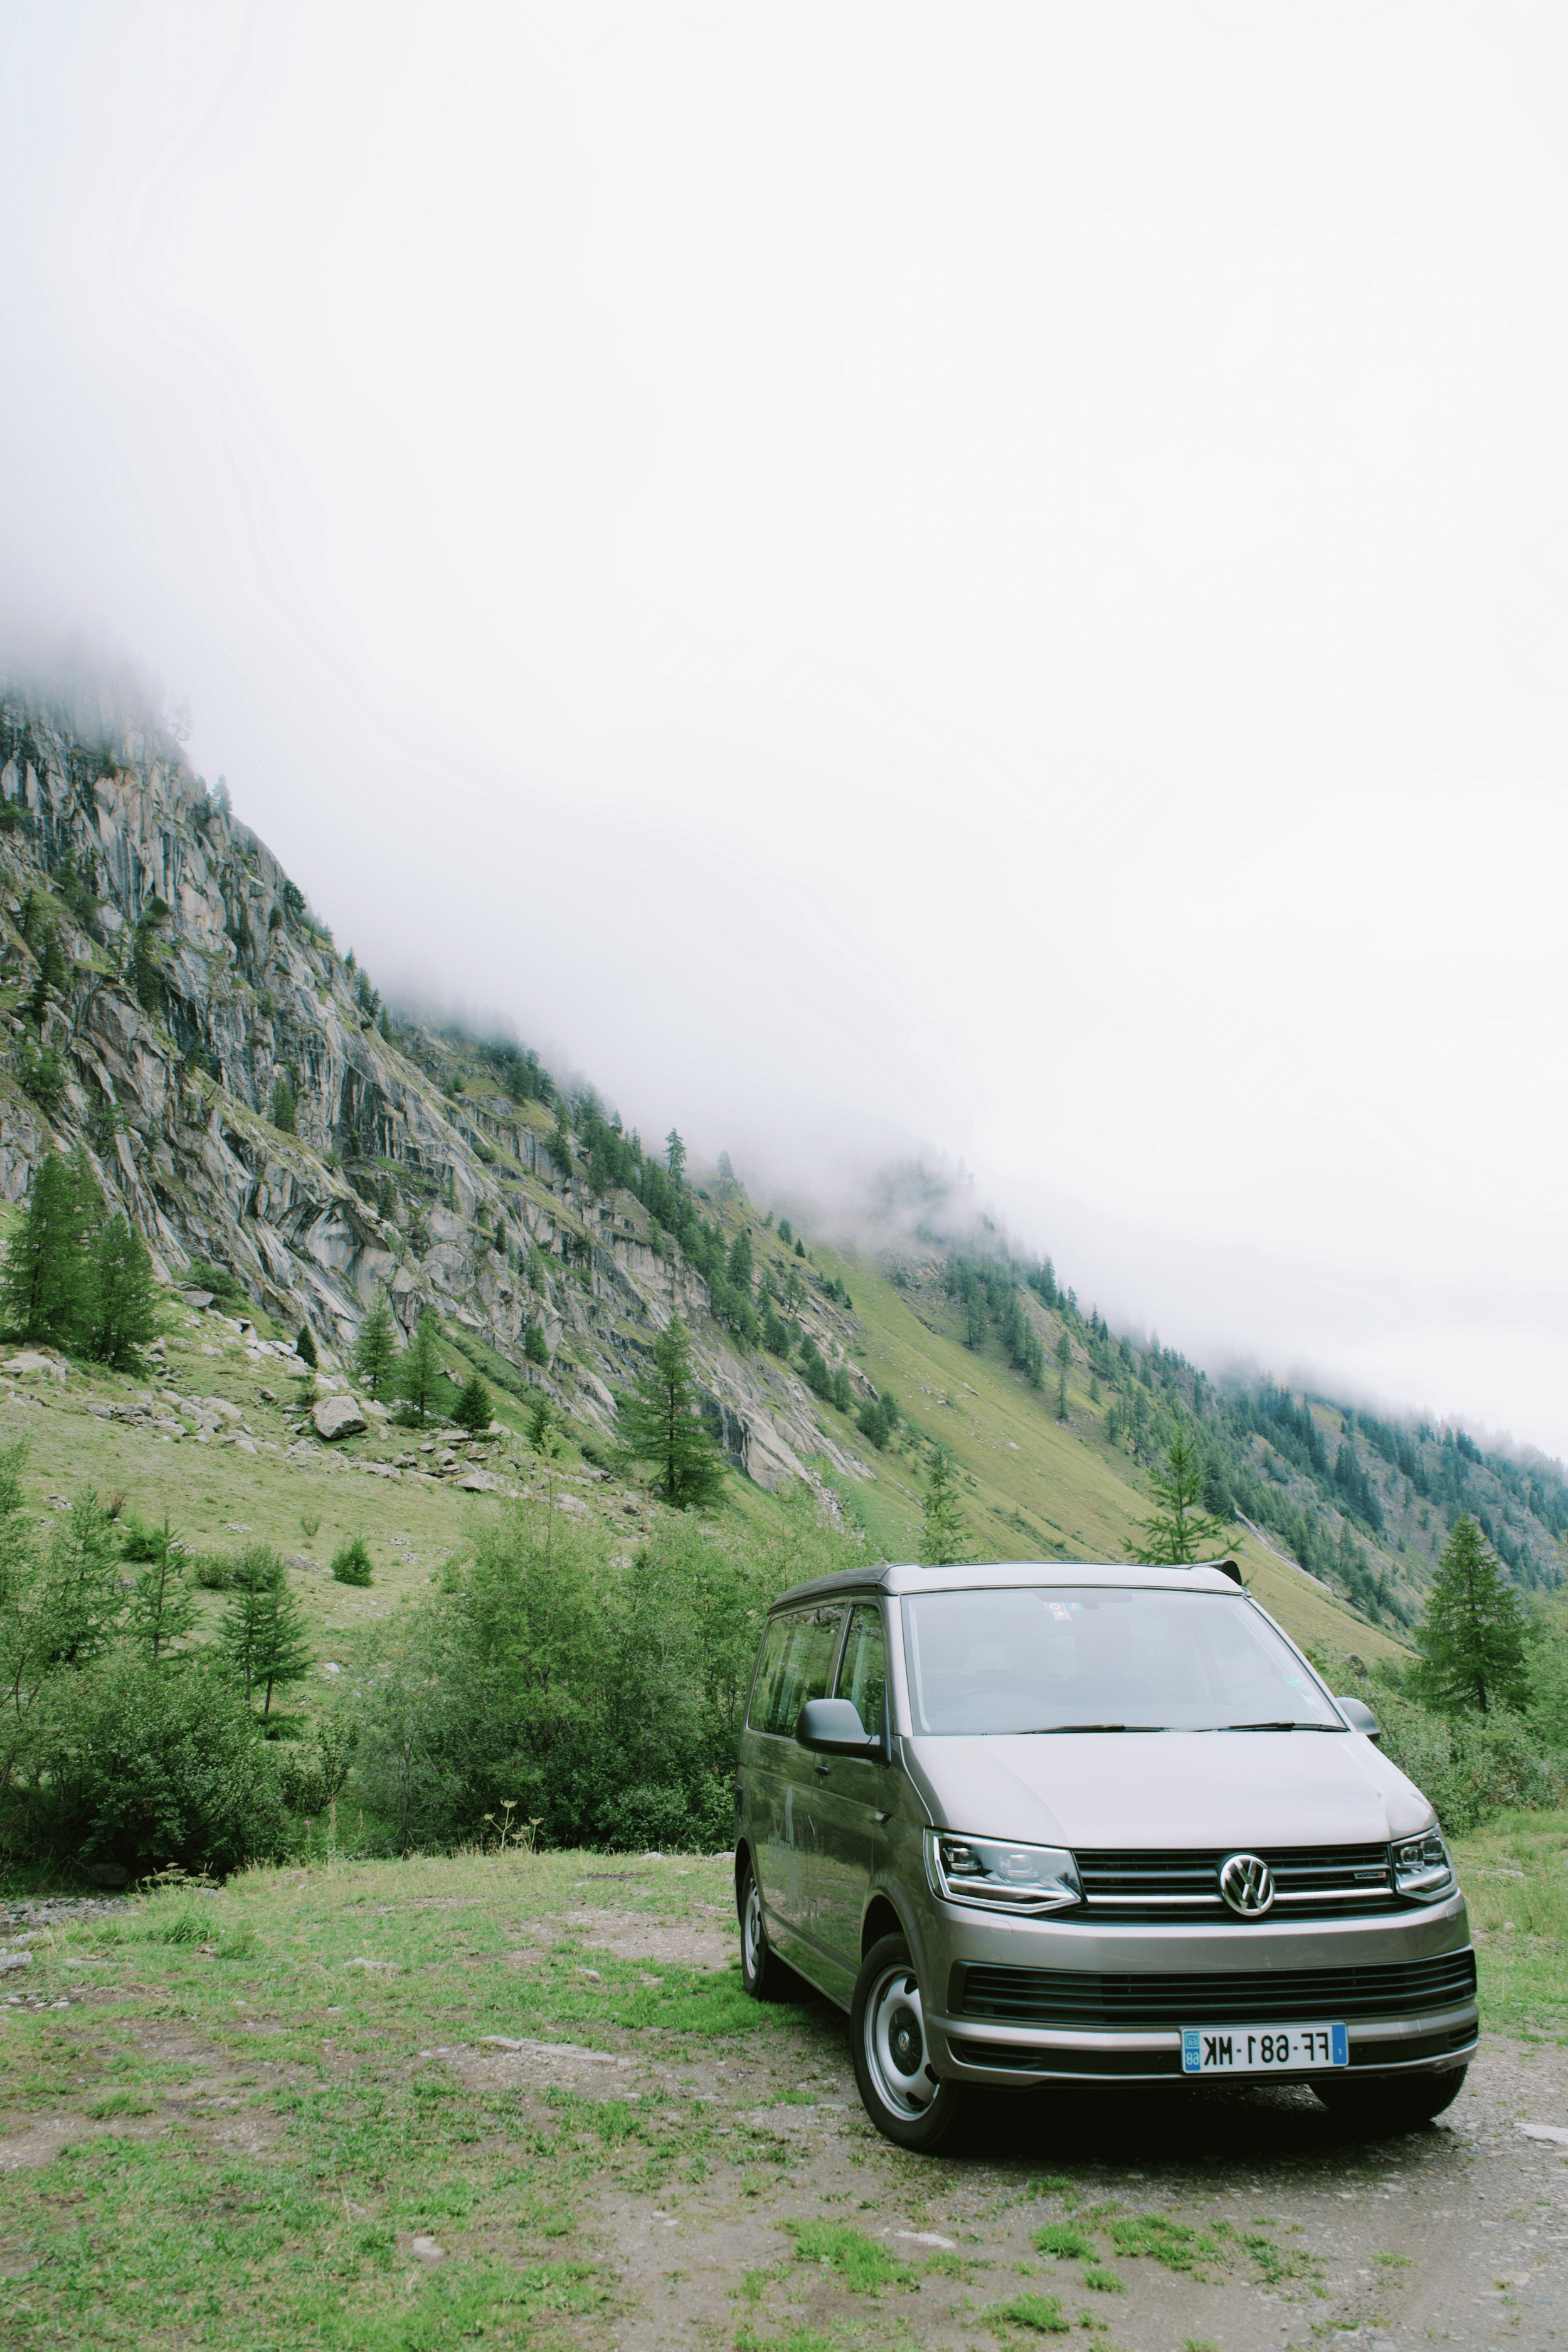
3, 4, 1568, 1450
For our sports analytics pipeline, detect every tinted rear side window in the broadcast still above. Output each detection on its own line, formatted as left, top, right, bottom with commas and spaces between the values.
750, 1606, 844, 1735
836, 1602, 887, 1740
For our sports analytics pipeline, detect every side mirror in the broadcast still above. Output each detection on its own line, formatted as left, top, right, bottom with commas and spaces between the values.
1335, 1695, 1382, 1741
796, 1697, 879, 1756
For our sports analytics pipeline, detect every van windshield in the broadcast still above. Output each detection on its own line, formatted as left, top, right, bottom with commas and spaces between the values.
902, 1587, 1341, 1735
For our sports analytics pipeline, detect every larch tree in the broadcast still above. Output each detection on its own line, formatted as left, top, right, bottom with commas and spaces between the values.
1414, 1515, 1528, 1715
396, 1306, 445, 1426
618, 1315, 724, 1508
1131, 1419, 1239, 1567
919, 1447, 971, 1567
351, 1288, 399, 1397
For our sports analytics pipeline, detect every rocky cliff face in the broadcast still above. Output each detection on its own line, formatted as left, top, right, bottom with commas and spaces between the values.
0, 684, 867, 1493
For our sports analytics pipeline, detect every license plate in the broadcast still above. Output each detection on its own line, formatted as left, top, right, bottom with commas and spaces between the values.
1181, 2021, 1347, 2075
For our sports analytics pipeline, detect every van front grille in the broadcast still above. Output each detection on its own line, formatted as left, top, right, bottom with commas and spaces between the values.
951, 1949, 1477, 2029
1075, 1843, 1396, 1919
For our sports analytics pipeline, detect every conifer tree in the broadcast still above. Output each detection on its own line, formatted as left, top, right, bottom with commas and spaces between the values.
524, 1318, 549, 1366
1131, 1421, 1237, 1565
919, 1447, 970, 1566
42, 1486, 123, 1667
0, 1152, 93, 1347
330, 1536, 374, 1587
665, 1129, 686, 1181
351, 1288, 398, 1397
221, 1558, 312, 1714
28, 930, 68, 1025
395, 1306, 444, 1424
269, 1073, 296, 1133
1414, 1515, 1528, 1715
86, 1212, 158, 1367
726, 1227, 753, 1291
452, 1370, 492, 1434
618, 1315, 724, 1508
126, 1519, 199, 1665
295, 1322, 319, 1369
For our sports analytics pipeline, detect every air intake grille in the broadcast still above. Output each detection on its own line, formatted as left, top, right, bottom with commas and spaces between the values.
1075, 1843, 1395, 1919
952, 1949, 1477, 2029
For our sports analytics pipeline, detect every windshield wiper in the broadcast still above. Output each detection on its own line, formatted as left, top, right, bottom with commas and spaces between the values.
1023, 1723, 1172, 1734
1210, 1720, 1341, 1732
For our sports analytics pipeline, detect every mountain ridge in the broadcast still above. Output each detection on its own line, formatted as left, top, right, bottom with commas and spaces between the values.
0, 678, 1560, 1651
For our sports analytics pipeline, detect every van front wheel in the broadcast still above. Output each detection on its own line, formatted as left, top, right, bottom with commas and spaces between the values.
850, 1934, 965, 2152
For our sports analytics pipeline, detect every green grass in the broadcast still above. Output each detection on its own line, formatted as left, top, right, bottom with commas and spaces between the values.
1034, 2225, 1098, 2260
0, 1849, 791, 2347
1452, 1808, 1568, 2038
783, 2217, 909, 2294
985, 2291, 1071, 2333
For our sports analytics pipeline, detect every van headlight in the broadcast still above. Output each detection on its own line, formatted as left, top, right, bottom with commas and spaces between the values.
1390, 1826, 1455, 1903
925, 1832, 1082, 1915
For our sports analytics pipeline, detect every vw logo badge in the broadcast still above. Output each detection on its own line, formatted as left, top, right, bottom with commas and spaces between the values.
1219, 1851, 1274, 1917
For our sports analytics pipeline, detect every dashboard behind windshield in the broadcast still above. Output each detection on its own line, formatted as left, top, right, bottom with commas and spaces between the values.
901, 1586, 1340, 1735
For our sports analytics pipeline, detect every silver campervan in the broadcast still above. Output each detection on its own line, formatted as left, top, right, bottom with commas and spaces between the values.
733, 1560, 1475, 2149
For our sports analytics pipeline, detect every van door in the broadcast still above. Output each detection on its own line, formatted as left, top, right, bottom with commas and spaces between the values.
808, 1602, 889, 1994
748, 1605, 845, 1956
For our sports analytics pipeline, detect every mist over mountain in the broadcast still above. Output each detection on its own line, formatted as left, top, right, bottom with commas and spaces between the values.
0, 675, 1560, 1651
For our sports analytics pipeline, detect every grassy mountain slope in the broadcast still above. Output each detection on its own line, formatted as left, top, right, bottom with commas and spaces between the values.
0, 678, 1562, 1695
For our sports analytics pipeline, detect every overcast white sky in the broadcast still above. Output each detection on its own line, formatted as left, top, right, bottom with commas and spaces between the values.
3, 3, 1567, 1454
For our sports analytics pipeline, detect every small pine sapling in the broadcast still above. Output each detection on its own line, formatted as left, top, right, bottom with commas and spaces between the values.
452, 1371, 492, 1435
330, 1537, 374, 1587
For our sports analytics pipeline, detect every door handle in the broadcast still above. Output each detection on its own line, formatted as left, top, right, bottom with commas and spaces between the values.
813, 1759, 831, 1778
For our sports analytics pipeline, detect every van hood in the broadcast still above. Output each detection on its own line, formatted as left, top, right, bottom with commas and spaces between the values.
901, 1730, 1434, 1849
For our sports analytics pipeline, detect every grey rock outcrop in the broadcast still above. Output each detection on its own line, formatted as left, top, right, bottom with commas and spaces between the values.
0, 684, 872, 1499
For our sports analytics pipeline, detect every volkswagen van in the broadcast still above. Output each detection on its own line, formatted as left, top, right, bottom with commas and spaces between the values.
733, 1560, 1475, 2149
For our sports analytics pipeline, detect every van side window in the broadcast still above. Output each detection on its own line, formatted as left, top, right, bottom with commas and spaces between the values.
746, 1617, 791, 1730
753, 1606, 845, 1735
837, 1604, 887, 1741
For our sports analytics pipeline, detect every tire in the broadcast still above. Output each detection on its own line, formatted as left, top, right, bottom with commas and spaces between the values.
849, 1932, 967, 2153
1311, 2065, 1467, 2132
737, 1858, 803, 2003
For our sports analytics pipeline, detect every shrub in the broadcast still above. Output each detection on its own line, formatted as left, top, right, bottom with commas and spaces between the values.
351, 1492, 861, 1851
18, 1655, 290, 1878
331, 1537, 374, 1587
295, 1323, 318, 1369
1370, 1688, 1566, 1833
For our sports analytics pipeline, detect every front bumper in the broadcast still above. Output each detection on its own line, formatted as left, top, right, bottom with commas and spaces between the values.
919, 1890, 1477, 2085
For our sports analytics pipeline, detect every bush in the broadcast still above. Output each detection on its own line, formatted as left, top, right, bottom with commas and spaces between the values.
351, 1491, 861, 1851
331, 1537, 374, 1587
186, 1257, 250, 1312
1370, 1688, 1567, 1834
18, 1655, 291, 1878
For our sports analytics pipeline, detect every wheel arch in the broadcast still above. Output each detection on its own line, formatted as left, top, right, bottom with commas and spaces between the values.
734, 1838, 757, 1920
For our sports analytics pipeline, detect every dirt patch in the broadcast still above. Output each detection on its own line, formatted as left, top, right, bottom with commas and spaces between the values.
0, 2016, 291, 2171
450, 2024, 1568, 2352
549, 1905, 734, 1971
0, 2112, 169, 2171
